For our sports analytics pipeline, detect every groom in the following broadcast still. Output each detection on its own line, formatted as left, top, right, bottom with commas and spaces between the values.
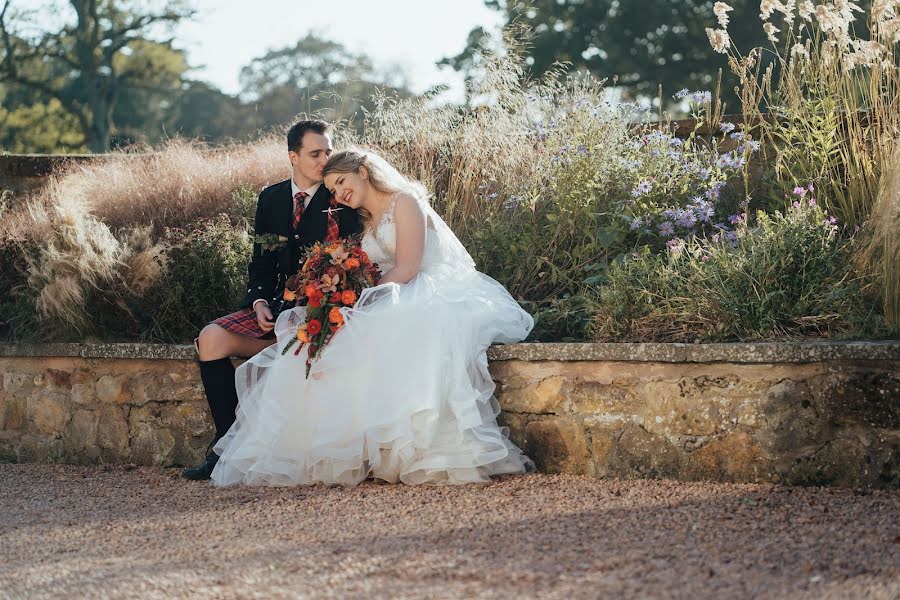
182, 119, 361, 480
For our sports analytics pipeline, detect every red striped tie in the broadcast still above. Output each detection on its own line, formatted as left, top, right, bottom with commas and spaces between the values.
292, 191, 308, 229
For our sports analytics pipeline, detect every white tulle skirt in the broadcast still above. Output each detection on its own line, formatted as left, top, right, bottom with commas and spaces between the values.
211, 264, 535, 487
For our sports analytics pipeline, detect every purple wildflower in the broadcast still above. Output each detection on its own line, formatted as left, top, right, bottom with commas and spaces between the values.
676, 210, 697, 228
695, 203, 715, 222
658, 221, 676, 237
632, 179, 653, 197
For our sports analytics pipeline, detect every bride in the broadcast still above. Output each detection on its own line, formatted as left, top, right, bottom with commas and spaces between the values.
211, 149, 535, 486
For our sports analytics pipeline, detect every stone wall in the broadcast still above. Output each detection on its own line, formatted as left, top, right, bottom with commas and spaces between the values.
1, 342, 898, 488
0, 154, 101, 196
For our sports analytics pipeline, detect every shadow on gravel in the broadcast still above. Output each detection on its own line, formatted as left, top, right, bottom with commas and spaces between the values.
2, 464, 898, 598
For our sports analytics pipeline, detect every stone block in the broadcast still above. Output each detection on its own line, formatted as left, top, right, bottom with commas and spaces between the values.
164, 402, 214, 439
96, 375, 129, 404
607, 423, 685, 479
70, 383, 96, 406
755, 380, 827, 458
28, 392, 71, 436
129, 424, 175, 466
0, 395, 26, 431
642, 380, 730, 437
3, 372, 33, 395
45, 369, 72, 390
786, 428, 898, 489
570, 381, 638, 415
814, 371, 900, 429
588, 428, 617, 477
96, 404, 129, 455
522, 418, 591, 475
690, 431, 773, 483
497, 411, 529, 452
499, 376, 566, 414
129, 371, 203, 406
65, 409, 99, 452
15, 434, 65, 463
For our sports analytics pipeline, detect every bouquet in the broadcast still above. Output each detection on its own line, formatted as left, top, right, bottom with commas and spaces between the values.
281, 237, 381, 376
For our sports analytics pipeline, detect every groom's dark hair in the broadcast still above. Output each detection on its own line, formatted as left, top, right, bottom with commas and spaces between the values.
287, 119, 331, 153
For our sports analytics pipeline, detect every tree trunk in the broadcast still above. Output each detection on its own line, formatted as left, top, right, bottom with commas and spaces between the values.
86, 98, 112, 153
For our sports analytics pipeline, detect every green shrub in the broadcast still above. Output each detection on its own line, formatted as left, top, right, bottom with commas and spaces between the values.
594, 200, 884, 342
137, 214, 252, 342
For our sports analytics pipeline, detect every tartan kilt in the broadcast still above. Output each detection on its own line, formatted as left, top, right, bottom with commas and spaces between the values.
212, 308, 276, 339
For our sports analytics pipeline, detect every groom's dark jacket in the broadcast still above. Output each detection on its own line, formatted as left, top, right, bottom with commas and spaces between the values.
239, 179, 361, 311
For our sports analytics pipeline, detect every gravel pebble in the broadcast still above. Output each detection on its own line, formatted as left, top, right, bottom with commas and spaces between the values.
1, 464, 898, 599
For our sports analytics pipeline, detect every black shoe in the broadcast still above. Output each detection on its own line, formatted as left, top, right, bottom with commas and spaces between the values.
182, 452, 220, 480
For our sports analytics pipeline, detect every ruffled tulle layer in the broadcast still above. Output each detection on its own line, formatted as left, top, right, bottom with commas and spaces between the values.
211, 265, 534, 487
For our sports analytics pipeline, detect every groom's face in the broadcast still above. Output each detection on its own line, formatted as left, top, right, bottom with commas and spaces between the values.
290, 132, 333, 186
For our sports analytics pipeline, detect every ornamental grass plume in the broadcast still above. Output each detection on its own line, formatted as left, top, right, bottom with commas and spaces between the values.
52, 137, 285, 235
20, 191, 122, 334
856, 144, 900, 332
714, 2, 734, 27
706, 0, 900, 330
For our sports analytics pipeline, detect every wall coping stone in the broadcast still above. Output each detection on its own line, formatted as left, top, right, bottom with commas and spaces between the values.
1, 340, 898, 363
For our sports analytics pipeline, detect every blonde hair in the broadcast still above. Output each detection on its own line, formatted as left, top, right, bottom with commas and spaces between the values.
323, 148, 428, 230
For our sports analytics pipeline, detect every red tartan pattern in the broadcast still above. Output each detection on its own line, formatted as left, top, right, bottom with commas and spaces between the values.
325, 196, 340, 241
213, 308, 275, 339
292, 191, 308, 229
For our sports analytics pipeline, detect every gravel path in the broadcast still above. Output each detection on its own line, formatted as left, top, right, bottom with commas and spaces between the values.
1, 464, 897, 600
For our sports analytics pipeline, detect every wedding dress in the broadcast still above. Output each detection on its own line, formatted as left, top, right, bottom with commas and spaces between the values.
211, 194, 535, 486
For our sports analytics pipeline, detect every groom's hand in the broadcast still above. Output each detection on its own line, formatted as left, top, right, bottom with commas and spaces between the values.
254, 302, 275, 332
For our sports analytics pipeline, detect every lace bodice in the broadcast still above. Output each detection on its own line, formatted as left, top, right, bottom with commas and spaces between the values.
360, 192, 476, 276
361, 195, 400, 271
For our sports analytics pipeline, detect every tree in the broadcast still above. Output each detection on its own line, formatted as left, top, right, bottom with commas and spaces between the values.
446, 1, 875, 108
169, 80, 249, 143
0, 0, 195, 152
239, 33, 413, 130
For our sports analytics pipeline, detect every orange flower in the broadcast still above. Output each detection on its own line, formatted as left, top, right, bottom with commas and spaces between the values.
341, 290, 357, 305
283, 288, 297, 302
304, 283, 318, 298
296, 325, 309, 343
306, 319, 322, 335
328, 306, 344, 325
344, 257, 360, 270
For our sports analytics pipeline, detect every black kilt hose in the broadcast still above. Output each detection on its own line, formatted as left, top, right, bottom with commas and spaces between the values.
214, 180, 361, 338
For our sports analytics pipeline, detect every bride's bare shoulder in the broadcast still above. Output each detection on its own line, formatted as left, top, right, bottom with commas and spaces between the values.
392, 192, 426, 223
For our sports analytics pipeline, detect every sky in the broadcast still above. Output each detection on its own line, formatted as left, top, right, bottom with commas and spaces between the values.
173, 0, 505, 101
10, 0, 504, 102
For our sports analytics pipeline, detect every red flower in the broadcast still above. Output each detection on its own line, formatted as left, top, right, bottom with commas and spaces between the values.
306, 319, 322, 335
308, 290, 324, 308
329, 292, 343, 304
